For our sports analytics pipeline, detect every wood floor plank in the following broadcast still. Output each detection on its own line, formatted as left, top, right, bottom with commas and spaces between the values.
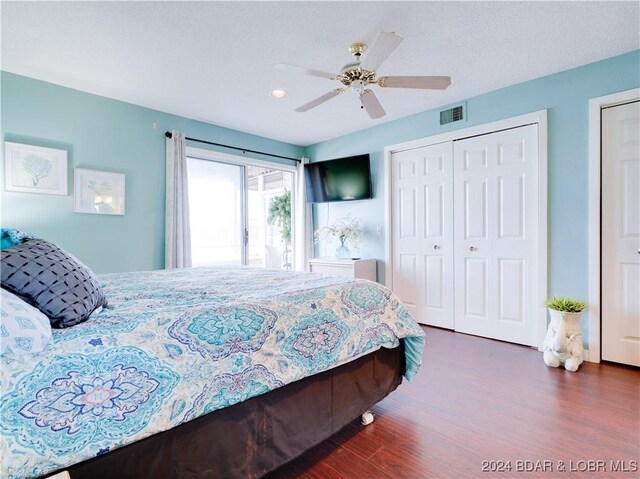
320, 446, 393, 479
267, 326, 639, 478
325, 421, 385, 462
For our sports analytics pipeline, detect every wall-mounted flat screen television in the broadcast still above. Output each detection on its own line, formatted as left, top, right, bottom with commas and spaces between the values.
304, 154, 372, 203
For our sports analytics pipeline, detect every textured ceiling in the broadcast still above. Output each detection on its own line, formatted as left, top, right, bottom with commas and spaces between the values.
2, 1, 639, 146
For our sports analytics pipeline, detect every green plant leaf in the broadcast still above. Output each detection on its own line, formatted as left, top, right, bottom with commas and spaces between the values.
544, 296, 587, 313
267, 189, 291, 246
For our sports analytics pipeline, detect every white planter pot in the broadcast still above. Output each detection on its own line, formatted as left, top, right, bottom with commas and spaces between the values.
543, 309, 584, 372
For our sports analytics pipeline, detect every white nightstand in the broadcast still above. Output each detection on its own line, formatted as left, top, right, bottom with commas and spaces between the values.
308, 257, 377, 282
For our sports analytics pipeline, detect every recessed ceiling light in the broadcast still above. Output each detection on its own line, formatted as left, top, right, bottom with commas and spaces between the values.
270, 89, 288, 99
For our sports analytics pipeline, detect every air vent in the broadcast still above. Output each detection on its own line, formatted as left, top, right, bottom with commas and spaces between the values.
439, 105, 465, 125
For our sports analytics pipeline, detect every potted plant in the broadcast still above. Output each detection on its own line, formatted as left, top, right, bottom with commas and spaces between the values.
267, 190, 292, 269
542, 296, 587, 372
314, 215, 363, 259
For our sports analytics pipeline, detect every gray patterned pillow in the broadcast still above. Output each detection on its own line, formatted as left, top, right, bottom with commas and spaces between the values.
1, 239, 108, 328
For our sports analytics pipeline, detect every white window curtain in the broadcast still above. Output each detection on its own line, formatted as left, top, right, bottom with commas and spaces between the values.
294, 157, 312, 272
165, 130, 192, 269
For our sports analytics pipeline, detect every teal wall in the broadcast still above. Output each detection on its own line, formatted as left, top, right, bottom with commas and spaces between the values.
306, 50, 640, 344
2, 50, 639, 343
1, 72, 303, 273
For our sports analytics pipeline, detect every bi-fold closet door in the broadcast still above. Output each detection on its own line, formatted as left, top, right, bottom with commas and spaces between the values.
391, 124, 539, 346
392, 142, 454, 329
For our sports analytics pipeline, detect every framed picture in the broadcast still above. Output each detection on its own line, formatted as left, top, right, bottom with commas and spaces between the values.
4, 142, 68, 195
74, 168, 126, 215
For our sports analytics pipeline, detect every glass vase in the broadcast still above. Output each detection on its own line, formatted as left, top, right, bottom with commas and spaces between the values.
335, 238, 351, 259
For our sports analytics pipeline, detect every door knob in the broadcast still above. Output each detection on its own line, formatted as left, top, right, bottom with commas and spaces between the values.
470, 246, 477, 252
433, 244, 440, 250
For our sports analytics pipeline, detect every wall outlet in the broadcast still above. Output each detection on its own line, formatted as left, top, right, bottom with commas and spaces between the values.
376, 226, 383, 236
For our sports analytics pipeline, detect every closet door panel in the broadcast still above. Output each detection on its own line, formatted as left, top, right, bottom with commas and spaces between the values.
464, 258, 488, 318
392, 142, 454, 328
463, 179, 488, 239
454, 125, 538, 346
494, 126, 538, 345
392, 151, 422, 323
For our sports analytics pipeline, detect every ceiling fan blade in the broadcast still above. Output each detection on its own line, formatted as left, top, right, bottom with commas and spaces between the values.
360, 90, 386, 119
359, 32, 404, 71
295, 89, 344, 112
378, 76, 452, 90
274, 63, 336, 80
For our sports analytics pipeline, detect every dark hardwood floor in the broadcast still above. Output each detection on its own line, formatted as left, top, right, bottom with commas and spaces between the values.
267, 326, 639, 479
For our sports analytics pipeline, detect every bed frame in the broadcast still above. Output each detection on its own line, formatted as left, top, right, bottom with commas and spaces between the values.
44, 343, 405, 479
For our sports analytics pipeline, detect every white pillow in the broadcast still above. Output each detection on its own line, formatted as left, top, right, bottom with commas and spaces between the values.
1, 288, 53, 356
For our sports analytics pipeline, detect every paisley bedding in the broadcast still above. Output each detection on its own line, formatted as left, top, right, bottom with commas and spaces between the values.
0, 266, 425, 478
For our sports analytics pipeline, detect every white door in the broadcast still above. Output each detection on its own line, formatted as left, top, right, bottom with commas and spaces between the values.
391, 142, 454, 328
453, 124, 539, 346
602, 100, 640, 366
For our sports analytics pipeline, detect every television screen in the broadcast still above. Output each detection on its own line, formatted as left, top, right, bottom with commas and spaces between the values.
304, 154, 372, 203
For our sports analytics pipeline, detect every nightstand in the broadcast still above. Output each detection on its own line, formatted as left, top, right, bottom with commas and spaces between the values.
308, 257, 377, 282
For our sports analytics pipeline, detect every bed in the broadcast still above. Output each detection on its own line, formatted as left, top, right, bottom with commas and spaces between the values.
0, 266, 425, 478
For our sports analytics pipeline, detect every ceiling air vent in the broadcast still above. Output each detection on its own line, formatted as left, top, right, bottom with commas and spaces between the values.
439, 104, 465, 125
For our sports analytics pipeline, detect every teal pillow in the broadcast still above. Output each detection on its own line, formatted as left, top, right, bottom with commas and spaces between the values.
0, 229, 35, 249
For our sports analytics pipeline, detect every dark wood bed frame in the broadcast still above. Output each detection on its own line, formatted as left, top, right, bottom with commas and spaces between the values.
44, 343, 405, 479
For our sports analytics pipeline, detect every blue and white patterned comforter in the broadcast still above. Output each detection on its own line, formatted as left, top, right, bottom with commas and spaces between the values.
0, 266, 425, 478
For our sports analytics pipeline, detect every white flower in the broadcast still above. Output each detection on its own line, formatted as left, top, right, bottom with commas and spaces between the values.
314, 215, 363, 250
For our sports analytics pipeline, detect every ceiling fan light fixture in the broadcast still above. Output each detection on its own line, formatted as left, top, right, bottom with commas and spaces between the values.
351, 79, 365, 94
270, 89, 288, 99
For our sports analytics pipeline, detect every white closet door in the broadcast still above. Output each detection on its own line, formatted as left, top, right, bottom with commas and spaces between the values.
392, 142, 454, 327
602, 101, 640, 367
453, 124, 538, 346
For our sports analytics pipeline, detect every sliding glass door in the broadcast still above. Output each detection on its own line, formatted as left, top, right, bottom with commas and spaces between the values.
187, 158, 244, 266
187, 156, 294, 269
247, 166, 294, 269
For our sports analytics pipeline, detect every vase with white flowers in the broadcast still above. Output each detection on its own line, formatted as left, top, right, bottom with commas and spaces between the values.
314, 215, 363, 259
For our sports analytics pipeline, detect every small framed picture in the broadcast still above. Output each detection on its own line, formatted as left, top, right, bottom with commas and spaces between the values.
4, 142, 68, 195
74, 168, 126, 215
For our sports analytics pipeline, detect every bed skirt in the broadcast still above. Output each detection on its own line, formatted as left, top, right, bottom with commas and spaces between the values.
44, 343, 405, 479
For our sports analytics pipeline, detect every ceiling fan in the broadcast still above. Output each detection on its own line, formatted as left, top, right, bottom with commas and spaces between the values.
274, 32, 451, 119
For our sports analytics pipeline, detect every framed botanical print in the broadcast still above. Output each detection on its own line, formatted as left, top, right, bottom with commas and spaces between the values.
4, 142, 68, 195
74, 168, 126, 215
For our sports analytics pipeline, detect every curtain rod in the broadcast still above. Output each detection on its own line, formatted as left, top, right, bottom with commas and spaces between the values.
165, 132, 301, 163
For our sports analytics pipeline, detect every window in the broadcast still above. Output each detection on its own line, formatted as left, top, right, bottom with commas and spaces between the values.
186, 149, 296, 269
